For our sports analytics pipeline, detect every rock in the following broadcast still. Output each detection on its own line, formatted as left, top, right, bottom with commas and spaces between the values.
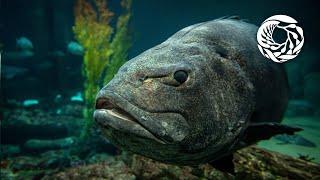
304, 72, 320, 107
46, 146, 320, 179
23, 137, 77, 153
2, 146, 319, 179
38, 150, 72, 169
234, 146, 320, 179
44, 160, 135, 180
87, 153, 113, 164
1, 108, 83, 144
10, 156, 40, 171
1, 150, 70, 179
68, 133, 117, 159
285, 99, 315, 117
0, 145, 21, 158
10, 150, 70, 171
55, 104, 84, 117
128, 154, 233, 179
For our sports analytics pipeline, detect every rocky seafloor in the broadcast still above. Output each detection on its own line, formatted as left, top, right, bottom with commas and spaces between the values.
2, 146, 320, 179
1, 101, 320, 179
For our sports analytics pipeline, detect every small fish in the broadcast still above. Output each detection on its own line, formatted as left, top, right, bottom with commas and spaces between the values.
16, 37, 33, 51
67, 41, 84, 56
274, 134, 316, 147
94, 17, 301, 166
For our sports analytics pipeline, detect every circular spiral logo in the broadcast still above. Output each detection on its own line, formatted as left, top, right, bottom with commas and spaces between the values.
257, 15, 304, 63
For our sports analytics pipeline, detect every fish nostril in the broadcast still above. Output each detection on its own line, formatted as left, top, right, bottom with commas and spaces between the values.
139, 76, 148, 82
95, 98, 114, 110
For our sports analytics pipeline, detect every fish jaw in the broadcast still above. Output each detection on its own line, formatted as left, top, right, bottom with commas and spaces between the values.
94, 90, 190, 145
94, 109, 166, 144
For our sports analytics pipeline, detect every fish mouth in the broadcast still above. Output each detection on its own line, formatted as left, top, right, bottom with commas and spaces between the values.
96, 98, 137, 123
94, 94, 167, 144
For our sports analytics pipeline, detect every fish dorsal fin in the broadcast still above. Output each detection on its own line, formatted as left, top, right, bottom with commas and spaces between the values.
218, 15, 240, 20
240, 122, 302, 146
217, 15, 249, 22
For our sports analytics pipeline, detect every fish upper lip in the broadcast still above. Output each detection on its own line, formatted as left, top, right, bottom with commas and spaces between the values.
94, 92, 167, 144
95, 97, 138, 123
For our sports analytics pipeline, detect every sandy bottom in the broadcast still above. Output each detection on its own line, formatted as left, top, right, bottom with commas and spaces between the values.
258, 116, 320, 163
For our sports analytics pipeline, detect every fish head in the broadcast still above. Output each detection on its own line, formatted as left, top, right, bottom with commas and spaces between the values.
94, 21, 256, 164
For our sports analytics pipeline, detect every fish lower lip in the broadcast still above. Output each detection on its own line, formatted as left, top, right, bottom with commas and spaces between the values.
94, 109, 166, 144
106, 107, 136, 122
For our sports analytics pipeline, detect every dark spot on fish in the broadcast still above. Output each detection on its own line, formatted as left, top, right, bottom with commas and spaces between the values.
212, 61, 225, 77
139, 76, 148, 82
215, 46, 228, 58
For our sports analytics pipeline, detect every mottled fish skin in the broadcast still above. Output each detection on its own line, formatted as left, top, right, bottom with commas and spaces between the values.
94, 18, 289, 165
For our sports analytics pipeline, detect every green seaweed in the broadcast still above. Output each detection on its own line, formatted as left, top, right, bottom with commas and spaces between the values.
73, 0, 132, 138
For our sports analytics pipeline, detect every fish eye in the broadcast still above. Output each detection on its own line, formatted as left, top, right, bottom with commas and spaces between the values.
173, 70, 188, 84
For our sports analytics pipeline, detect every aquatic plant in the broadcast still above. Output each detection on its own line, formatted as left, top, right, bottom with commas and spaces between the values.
73, 0, 132, 138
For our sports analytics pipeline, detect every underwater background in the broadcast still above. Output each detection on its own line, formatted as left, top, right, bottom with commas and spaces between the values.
1, 0, 319, 179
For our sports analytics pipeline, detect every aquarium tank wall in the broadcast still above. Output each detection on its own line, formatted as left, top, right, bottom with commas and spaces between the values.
1, 0, 319, 179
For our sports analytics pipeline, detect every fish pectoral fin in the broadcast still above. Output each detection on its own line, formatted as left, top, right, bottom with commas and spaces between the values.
240, 122, 303, 146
